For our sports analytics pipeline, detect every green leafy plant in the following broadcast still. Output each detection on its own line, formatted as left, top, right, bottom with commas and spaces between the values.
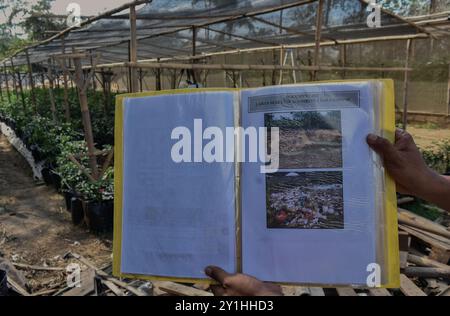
421, 140, 450, 174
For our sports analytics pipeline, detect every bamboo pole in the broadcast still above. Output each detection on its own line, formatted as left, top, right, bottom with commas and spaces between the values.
25, 49, 37, 112
3, 63, 11, 102
47, 58, 58, 123
0, 76, 3, 101
73, 57, 98, 180
312, 0, 324, 81
129, 4, 138, 93
92, 61, 413, 73
61, 45, 71, 122
402, 39, 413, 130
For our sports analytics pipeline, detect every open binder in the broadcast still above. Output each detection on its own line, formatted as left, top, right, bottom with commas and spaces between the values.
113, 80, 400, 288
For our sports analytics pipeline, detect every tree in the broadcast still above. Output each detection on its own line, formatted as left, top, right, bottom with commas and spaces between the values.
21, 0, 66, 41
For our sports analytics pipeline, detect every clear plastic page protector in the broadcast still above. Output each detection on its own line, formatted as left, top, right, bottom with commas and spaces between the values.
241, 83, 381, 286
120, 91, 237, 279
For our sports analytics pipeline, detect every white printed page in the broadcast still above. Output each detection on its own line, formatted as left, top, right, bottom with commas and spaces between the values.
241, 83, 379, 285
121, 92, 237, 279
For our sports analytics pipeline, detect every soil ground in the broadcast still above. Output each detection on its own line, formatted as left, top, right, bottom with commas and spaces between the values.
0, 133, 112, 294
409, 125, 450, 149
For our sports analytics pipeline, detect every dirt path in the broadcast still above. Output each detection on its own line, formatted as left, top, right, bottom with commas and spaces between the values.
0, 133, 112, 293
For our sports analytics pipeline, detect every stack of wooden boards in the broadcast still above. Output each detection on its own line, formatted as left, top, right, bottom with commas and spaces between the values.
3, 202, 449, 296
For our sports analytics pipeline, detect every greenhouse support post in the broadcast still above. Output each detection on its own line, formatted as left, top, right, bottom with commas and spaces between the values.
156, 58, 162, 91
129, 4, 138, 93
62, 68, 71, 122
11, 55, 26, 110
47, 58, 59, 123
139, 68, 143, 92
402, 39, 413, 130
40, 67, 46, 92
73, 57, 99, 180
3, 63, 11, 103
312, 0, 324, 81
340, 44, 347, 79
25, 49, 37, 112
192, 26, 198, 85
90, 52, 97, 91
16, 70, 26, 112
9, 58, 19, 97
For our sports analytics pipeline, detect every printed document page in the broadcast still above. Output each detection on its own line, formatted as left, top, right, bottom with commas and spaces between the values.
120, 92, 237, 279
241, 83, 379, 285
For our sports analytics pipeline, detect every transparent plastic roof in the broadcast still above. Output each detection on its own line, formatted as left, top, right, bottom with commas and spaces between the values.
7, 0, 425, 67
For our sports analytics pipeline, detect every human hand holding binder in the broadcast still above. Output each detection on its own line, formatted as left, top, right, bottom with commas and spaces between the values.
205, 266, 283, 297
367, 129, 450, 212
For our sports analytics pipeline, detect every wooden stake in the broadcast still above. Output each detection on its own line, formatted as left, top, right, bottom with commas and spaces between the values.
312, 0, 324, 81
156, 58, 162, 91
25, 49, 37, 112
3, 63, 11, 102
73, 57, 99, 180
139, 68, 143, 92
402, 39, 413, 130
101, 69, 112, 112
340, 44, 347, 79
129, 5, 138, 93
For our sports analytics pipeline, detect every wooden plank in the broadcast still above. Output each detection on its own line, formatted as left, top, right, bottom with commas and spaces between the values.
68, 253, 146, 296
101, 279, 125, 296
153, 281, 213, 297
369, 288, 392, 296
308, 287, 326, 296
400, 274, 426, 296
336, 287, 358, 296
399, 231, 411, 269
